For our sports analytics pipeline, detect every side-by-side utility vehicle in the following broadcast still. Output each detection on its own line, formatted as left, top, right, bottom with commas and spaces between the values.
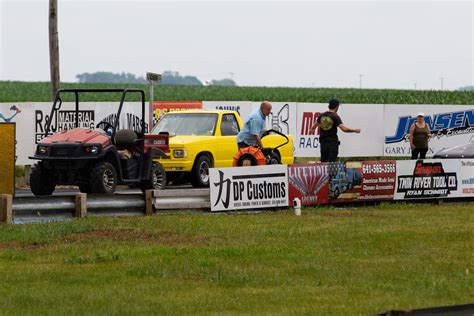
29, 88, 168, 195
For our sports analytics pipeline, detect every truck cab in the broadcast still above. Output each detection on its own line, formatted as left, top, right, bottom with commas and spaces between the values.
150, 110, 294, 187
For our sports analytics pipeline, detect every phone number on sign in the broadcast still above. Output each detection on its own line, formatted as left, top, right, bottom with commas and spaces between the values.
363, 162, 396, 174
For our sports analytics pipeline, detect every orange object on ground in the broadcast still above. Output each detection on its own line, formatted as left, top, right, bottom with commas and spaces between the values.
232, 146, 266, 167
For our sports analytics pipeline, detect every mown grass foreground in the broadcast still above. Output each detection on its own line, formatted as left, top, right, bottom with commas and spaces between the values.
0, 203, 472, 315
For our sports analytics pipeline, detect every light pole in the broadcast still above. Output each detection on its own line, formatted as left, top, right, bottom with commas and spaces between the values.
146, 72, 162, 131
440, 77, 445, 91
358, 74, 364, 89
414, 82, 417, 90
229, 72, 235, 80
49, 0, 60, 100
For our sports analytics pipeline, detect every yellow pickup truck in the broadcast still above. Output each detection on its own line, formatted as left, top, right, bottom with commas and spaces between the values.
150, 110, 294, 187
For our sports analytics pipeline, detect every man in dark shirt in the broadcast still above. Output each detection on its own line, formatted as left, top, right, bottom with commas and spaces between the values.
309, 99, 361, 162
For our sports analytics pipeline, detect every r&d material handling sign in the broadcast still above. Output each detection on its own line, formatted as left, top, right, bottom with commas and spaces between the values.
210, 165, 289, 212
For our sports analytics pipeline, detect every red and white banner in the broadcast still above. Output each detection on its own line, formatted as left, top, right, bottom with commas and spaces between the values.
288, 163, 330, 205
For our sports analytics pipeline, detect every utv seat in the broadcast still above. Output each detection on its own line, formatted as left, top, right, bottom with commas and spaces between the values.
115, 129, 138, 146
115, 130, 138, 159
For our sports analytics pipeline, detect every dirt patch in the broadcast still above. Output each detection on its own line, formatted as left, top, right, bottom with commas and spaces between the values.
0, 229, 209, 251
320, 211, 367, 218
63, 229, 210, 247
0, 241, 46, 251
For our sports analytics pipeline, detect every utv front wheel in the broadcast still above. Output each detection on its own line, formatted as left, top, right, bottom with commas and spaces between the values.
30, 163, 56, 196
89, 162, 117, 194
141, 162, 166, 192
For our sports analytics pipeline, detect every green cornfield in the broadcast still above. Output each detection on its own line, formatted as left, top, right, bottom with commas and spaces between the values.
1, 81, 473, 104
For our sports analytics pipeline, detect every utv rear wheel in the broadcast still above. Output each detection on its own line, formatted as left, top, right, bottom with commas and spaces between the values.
89, 162, 117, 194
190, 155, 211, 187
141, 162, 166, 192
30, 163, 56, 196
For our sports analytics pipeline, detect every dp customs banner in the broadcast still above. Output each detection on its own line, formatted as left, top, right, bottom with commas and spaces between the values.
394, 159, 460, 200
210, 165, 289, 211
288, 163, 330, 205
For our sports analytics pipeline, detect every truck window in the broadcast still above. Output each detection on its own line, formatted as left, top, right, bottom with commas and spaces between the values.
221, 114, 240, 136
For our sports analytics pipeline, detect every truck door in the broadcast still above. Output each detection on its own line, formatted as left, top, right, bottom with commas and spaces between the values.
216, 113, 240, 167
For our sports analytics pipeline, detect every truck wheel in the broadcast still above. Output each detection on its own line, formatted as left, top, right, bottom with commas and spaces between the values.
141, 162, 166, 192
30, 163, 56, 196
190, 155, 211, 187
89, 162, 117, 194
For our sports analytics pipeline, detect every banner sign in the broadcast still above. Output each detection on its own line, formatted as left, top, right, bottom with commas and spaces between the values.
328, 160, 397, 202
265, 102, 298, 137
394, 159, 460, 200
153, 101, 202, 124
358, 160, 397, 201
35, 109, 95, 143
209, 165, 289, 211
459, 159, 474, 196
0, 123, 16, 195
384, 105, 474, 157
0, 102, 149, 165
327, 162, 363, 202
202, 101, 253, 118
288, 163, 330, 205
294, 103, 384, 157
336, 104, 385, 158
294, 103, 326, 157
3, 101, 473, 165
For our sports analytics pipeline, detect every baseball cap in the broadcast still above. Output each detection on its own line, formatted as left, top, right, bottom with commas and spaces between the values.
329, 98, 340, 109
417, 112, 425, 117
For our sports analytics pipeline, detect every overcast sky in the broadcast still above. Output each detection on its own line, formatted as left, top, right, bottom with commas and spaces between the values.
0, 0, 472, 90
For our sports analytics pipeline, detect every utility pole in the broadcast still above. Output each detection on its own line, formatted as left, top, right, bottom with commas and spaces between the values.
146, 72, 162, 131
414, 82, 417, 90
358, 74, 364, 89
48, 0, 60, 100
440, 77, 445, 90
229, 72, 235, 80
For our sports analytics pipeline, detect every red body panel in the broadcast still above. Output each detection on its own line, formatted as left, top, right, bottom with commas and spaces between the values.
143, 134, 169, 153
40, 128, 111, 147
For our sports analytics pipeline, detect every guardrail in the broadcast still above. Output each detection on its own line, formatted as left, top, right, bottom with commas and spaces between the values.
0, 189, 211, 224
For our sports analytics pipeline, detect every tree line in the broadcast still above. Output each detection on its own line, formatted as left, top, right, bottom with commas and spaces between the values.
76, 71, 236, 86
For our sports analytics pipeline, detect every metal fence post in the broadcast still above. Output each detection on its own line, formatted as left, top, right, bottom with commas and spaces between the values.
0, 194, 13, 224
